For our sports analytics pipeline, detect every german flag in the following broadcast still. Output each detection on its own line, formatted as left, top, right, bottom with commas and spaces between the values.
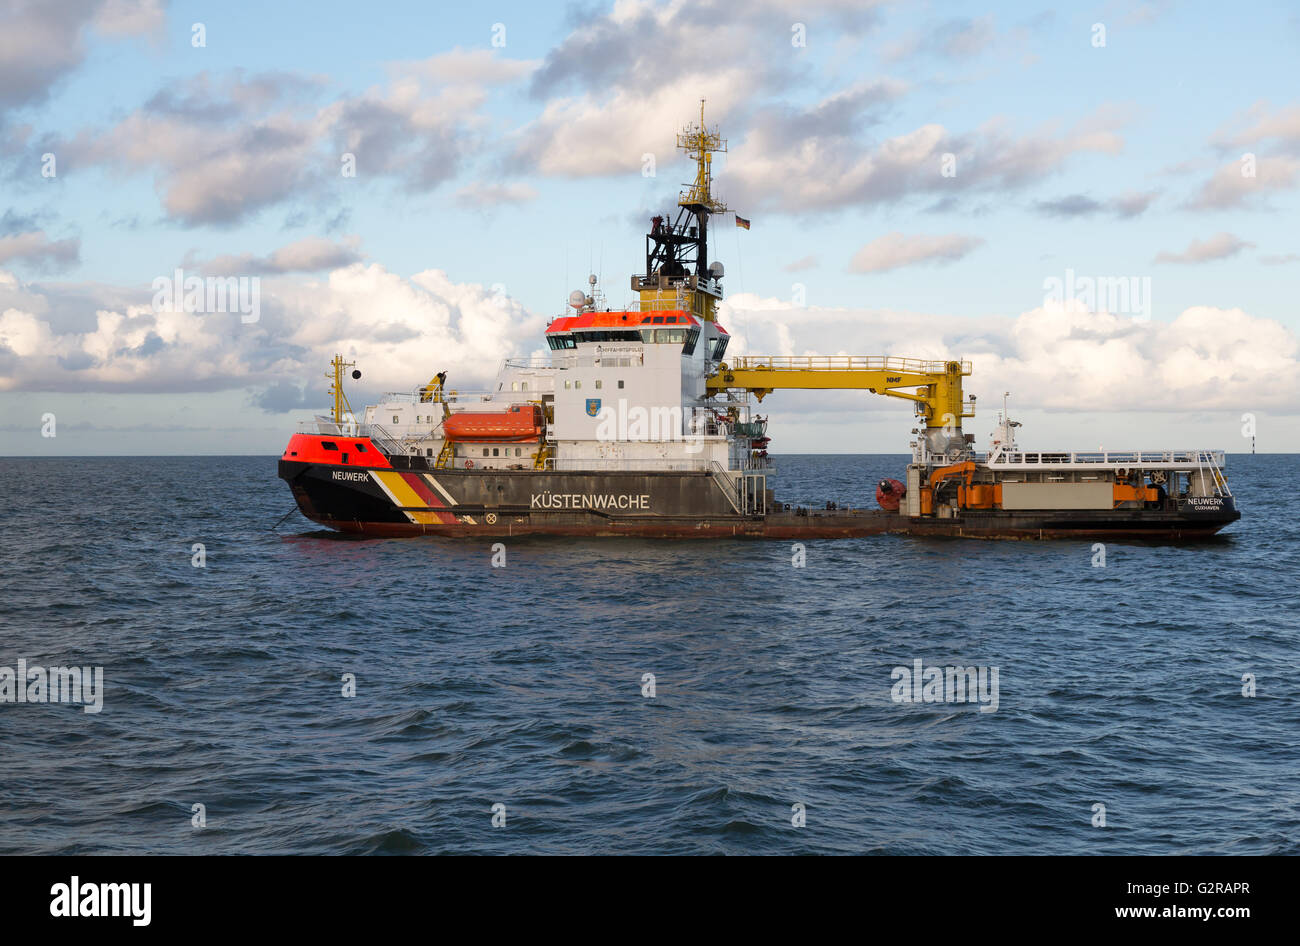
735, 215, 751, 230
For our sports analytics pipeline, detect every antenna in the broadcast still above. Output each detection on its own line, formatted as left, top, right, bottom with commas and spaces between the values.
633, 106, 730, 322
327, 354, 358, 428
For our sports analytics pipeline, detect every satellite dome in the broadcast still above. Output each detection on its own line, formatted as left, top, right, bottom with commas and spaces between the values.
568, 289, 587, 309
708, 261, 725, 278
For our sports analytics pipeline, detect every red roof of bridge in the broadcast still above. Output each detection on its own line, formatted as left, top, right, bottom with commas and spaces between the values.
546, 310, 701, 333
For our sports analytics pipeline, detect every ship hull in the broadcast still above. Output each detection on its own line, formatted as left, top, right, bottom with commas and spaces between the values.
278, 459, 1239, 540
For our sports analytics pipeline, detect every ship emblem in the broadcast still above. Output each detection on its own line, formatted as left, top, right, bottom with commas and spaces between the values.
586, 398, 601, 417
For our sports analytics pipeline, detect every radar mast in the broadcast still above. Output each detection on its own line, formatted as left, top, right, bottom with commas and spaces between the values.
633, 100, 732, 322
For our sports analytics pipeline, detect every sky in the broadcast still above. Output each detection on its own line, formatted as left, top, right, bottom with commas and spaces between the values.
1, 0, 1298, 456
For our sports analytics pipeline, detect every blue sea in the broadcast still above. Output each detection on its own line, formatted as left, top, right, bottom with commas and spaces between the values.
1, 454, 1296, 855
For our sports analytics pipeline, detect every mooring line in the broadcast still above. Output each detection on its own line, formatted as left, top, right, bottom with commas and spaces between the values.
269, 507, 300, 531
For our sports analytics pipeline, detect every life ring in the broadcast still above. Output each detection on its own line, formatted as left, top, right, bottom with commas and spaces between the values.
485, 512, 498, 525
1150, 470, 1167, 485
1116, 467, 1129, 479
464, 459, 474, 469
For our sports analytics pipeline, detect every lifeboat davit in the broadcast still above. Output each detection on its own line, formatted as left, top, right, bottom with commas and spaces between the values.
443, 404, 543, 442
876, 477, 906, 512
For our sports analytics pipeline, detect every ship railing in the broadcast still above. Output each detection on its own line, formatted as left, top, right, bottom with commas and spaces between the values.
545, 457, 718, 472
626, 296, 691, 313
708, 461, 744, 514
371, 390, 494, 404
630, 274, 722, 297
986, 448, 1228, 468
504, 355, 578, 369
300, 418, 347, 435
727, 355, 972, 375
1193, 450, 1233, 498
507, 353, 644, 370
293, 419, 412, 455
356, 422, 409, 457
502, 356, 560, 370
709, 461, 767, 515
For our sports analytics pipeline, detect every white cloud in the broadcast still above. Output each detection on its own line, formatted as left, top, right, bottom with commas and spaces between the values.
0, 263, 545, 397
94, 0, 165, 36
848, 232, 983, 273
1153, 232, 1254, 264
718, 294, 1300, 413
454, 181, 538, 207
1210, 101, 1300, 156
725, 100, 1127, 213
510, 74, 752, 178
1189, 155, 1300, 209
0, 229, 79, 269
197, 236, 364, 276
49, 54, 533, 224
0, 0, 163, 113
400, 47, 538, 86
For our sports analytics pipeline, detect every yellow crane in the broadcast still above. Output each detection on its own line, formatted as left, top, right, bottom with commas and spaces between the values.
706, 355, 975, 432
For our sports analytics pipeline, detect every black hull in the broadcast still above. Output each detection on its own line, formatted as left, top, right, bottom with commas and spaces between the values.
278, 459, 1240, 540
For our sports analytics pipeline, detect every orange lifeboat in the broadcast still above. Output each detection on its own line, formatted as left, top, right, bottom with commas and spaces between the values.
442, 404, 543, 442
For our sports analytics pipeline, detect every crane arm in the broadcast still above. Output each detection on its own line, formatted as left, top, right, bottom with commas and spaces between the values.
705, 356, 974, 428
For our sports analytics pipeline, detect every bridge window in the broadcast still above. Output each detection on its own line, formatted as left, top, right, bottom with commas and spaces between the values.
618, 380, 625, 389
571, 330, 642, 343
320, 441, 339, 450
354, 443, 367, 452
683, 327, 700, 355
483, 448, 489, 456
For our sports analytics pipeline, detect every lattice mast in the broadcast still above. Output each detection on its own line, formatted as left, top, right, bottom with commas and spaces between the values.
634, 100, 731, 322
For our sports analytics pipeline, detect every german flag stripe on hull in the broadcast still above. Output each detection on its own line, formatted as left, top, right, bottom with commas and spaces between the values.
370, 471, 460, 525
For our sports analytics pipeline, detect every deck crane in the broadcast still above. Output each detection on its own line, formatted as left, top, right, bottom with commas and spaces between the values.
706, 356, 977, 461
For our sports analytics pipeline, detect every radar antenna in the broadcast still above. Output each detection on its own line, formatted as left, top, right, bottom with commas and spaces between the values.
633, 100, 731, 322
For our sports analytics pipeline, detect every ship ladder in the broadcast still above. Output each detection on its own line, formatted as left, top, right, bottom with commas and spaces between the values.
435, 439, 456, 470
